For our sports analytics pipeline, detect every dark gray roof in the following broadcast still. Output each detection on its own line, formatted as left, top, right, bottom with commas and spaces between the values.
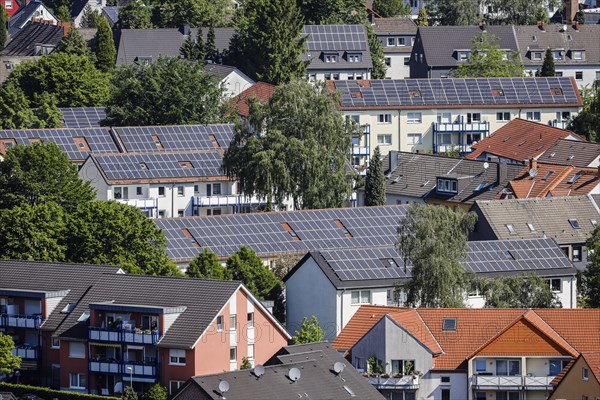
539, 139, 600, 167
331, 77, 582, 109
70, 0, 89, 19
192, 27, 236, 53
473, 195, 600, 244
1, 21, 63, 56
8, 1, 55, 36
515, 25, 600, 66
176, 342, 384, 400
0, 260, 123, 332
383, 152, 523, 205
203, 63, 239, 80
292, 238, 576, 289
156, 205, 408, 262
60, 107, 106, 128
56, 274, 241, 348
102, 6, 119, 26
416, 25, 520, 67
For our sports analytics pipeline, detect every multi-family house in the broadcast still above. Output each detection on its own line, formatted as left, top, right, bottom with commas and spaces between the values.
334, 306, 600, 400
1, 0, 20, 17
328, 77, 583, 170
7, 0, 57, 36
303, 24, 373, 82
59, 107, 107, 128
549, 352, 600, 399
470, 195, 600, 270
372, 17, 417, 79
155, 205, 408, 269
538, 139, 600, 167
284, 238, 578, 341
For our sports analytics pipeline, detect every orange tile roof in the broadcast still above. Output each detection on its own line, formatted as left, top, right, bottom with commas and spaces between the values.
549, 357, 575, 386
467, 119, 583, 162
581, 352, 600, 383
231, 82, 277, 117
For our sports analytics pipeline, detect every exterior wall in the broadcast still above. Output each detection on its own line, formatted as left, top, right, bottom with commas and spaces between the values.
79, 158, 109, 201
422, 372, 468, 400
402, 0, 426, 18
382, 318, 433, 375
351, 317, 387, 371
40, 331, 61, 387
308, 69, 372, 82
524, 65, 600, 90
0, 56, 42, 83
339, 287, 390, 337
383, 52, 412, 79
221, 71, 254, 98
59, 340, 89, 392
550, 356, 600, 400
73, 0, 106, 27
2, 0, 20, 17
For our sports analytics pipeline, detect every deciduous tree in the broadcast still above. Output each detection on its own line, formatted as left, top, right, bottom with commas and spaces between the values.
427, 0, 478, 26
56, 4, 71, 22
298, 0, 362, 24
0, 85, 61, 129
158, 0, 230, 28
0, 5, 7, 51
240, 357, 252, 369
0, 332, 21, 374
187, 249, 230, 279
142, 384, 167, 400
95, 16, 116, 72
364, 146, 386, 206
372, 0, 410, 17
540, 48, 555, 77
568, 81, 599, 142
117, 0, 153, 29
450, 34, 524, 78
484, 0, 561, 25
56, 27, 91, 56
122, 386, 138, 400
579, 225, 600, 307
225, 246, 281, 301
292, 316, 324, 344
479, 273, 560, 308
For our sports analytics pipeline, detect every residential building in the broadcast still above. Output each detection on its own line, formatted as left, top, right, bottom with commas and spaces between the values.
155, 205, 408, 269
360, 151, 523, 211
538, 138, 600, 167
203, 63, 255, 97
70, 0, 106, 27
171, 342, 384, 400
303, 24, 373, 82
409, 25, 520, 79
101, 5, 118, 26
59, 107, 107, 128
515, 23, 600, 88
549, 352, 600, 399
470, 195, 600, 269
334, 306, 600, 400
328, 77, 583, 169
7, 0, 57, 36
284, 238, 577, 340
467, 118, 584, 164
231, 81, 276, 118
372, 17, 417, 79
1, 0, 20, 17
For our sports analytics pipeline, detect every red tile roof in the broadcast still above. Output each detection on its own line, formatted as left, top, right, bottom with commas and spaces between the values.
582, 352, 600, 383
231, 82, 277, 117
467, 119, 583, 162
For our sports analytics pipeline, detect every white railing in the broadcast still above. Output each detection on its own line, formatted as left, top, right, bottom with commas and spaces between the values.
436, 144, 473, 153
3, 314, 42, 329
434, 121, 490, 132
352, 145, 370, 156
474, 375, 522, 386
524, 375, 555, 387
367, 375, 419, 388
115, 198, 158, 209
195, 195, 266, 207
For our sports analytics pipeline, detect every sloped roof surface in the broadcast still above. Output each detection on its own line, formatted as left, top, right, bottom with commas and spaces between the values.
333, 305, 404, 351
372, 17, 417, 35
8, 1, 51, 36
232, 82, 277, 117
539, 138, 600, 167
1, 21, 63, 56
302, 24, 373, 70
507, 163, 600, 198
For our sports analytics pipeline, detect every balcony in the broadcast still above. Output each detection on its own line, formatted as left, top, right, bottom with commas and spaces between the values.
433, 121, 490, 133
367, 375, 419, 389
89, 327, 160, 345
524, 375, 555, 389
0, 314, 42, 329
194, 194, 267, 209
352, 145, 370, 157
115, 198, 158, 210
89, 359, 158, 377
12, 345, 39, 359
473, 375, 555, 390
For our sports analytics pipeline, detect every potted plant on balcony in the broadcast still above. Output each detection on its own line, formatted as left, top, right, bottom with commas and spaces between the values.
367, 356, 383, 378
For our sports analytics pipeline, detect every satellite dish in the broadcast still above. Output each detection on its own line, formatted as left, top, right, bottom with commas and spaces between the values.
529, 168, 538, 178
218, 380, 230, 393
288, 367, 302, 382
483, 162, 490, 170
333, 362, 345, 374
253, 364, 265, 377
563, 24, 568, 32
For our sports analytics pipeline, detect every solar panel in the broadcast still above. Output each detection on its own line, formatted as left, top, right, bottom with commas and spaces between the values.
60, 108, 107, 128
303, 25, 368, 52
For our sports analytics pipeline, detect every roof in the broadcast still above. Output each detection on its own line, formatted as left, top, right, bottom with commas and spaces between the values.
514, 24, 600, 66
581, 352, 600, 383
60, 107, 106, 128
383, 152, 523, 204
232, 82, 277, 117
291, 238, 576, 289
416, 25, 520, 67
372, 17, 417, 35
387, 310, 443, 355
473, 195, 600, 244
0, 260, 123, 333
203, 64, 238, 80
539, 138, 600, 167
467, 119, 583, 162
70, 0, 89, 19
102, 6, 119, 25
56, 274, 242, 348
1, 21, 63, 56
8, 1, 56, 36
177, 342, 384, 400
328, 77, 583, 110
156, 205, 408, 263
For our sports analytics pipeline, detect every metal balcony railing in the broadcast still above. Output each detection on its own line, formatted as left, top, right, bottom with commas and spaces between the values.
0, 314, 43, 329
367, 375, 420, 389
473, 374, 555, 389
89, 327, 160, 345
12, 345, 39, 359
89, 359, 158, 377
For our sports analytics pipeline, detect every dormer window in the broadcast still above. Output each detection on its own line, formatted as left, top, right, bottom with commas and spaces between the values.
387, 37, 396, 46
571, 50, 584, 60
324, 54, 338, 63
348, 53, 362, 63
458, 52, 469, 61
553, 51, 563, 60
532, 52, 543, 61
437, 178, 458, 194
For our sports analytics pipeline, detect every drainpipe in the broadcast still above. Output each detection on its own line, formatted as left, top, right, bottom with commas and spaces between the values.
340, 289, 345, 338
171, 184, 175, 218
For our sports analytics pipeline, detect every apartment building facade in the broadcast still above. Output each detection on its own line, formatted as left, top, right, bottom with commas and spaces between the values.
372, 17, 417, 79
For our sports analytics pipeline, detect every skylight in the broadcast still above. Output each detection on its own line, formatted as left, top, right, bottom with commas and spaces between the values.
542, 171, 554, 181
442, 318, 457, 331
506, 224, 516, 234
592, 220, 598, 228
475, 182, 487, 191
527, 223, 535, 232
569, 219, 581, 229
568, 174, 581, 184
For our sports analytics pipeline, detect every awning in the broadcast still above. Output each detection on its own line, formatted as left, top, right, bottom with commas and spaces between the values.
90, 342, 121, 348
126, 345, 144, 350
123, 376, 158, 383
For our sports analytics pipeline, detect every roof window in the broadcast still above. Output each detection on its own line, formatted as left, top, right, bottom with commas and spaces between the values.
568, 174, 581, 184
475, 182, 487, 191
409, 90, 422, 98
179, 161, 193, 169
442, 318, 457, 331
591, 219, 598, 228
492, 88, 505, 97
527, 223, 535, 232
569, 219, 580, 229
139, 162, 148, 170
506, 224, 516, 234
542, 171, 554, 180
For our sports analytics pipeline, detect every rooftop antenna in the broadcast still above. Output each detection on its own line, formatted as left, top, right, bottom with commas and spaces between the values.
333, 362, 346, 375
218, 380, 230, 399
253, 364, 265, 378
288, 367, 302, 382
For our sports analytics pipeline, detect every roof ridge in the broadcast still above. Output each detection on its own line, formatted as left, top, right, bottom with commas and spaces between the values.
523, 310, 579, 357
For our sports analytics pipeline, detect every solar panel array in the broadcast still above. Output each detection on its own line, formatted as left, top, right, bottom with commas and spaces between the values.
113, 125, 235, 153
0, 128, 117, 160
303, 25, 367, 51
93, 151, 224, 181
334, 77, 580, 108
156, 206, 408, 261
60, 108, 107, 128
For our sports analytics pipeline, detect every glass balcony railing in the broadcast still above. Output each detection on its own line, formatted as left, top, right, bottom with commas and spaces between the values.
0, 314, 43, 329
12, 345, 39, 359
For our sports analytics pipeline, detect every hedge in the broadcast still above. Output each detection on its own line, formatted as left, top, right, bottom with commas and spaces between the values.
0, 382, 120, 400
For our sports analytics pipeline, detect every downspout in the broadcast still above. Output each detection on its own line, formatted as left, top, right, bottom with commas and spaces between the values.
340, 289, 346, 338
171, 183, 175, 218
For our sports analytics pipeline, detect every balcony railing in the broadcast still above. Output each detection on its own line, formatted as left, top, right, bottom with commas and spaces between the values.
0, 314, 43, 329
524, 375, 555, 388
367, 375, 419, 389
352, 145, 370, 157
115, 198, 158, 210
12, 345, 39, 359
89, 359, 158, 377
194, 194, 267, 208
433, 121, 490, 133
473, 375, 555, 389
89, 327, 160, 345
436, 144, 474, 153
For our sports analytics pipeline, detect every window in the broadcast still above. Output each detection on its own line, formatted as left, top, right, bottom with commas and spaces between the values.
407, 134, 422, 145
158, 210, 166, 218
553, 51, 563, 60
466, 133, 481, 145
557, 111, 571, 121
475, 393, 486, 400
194, 185, 199, 194
351, 290, 371, 305
387, 37, 396, 46
475, 359, 486, 372
549, 359, 570, 375
437, 179, 458, 194
576, 71, 583, 80
506, 224, 516, 234
555, 71, 563, 77
113, 187, 128, 200
496, 360, 520, 376
70, 373, 86, 389
332, 73, 340, 80
136, 186, 143, 196
384, 57, 391, 67
573, 246, 582, 262
441, 389, 450, 400
496, 393, 520, 400
391, 359, 415, 375
169, 349, 186, 365
548, 278, 561, 292
437, 113, 451, 124
572, 51, 583, 60
324, 54, 338, 63
441, 376, 450, 383
177, 209, 184, 217
216, 315, 224, 332
404, 57, 410, 65
377, 134, 392, 145
527, 223, 535, 232
212, 183, 221, 195
569, 218, 581, 229
5, 0, 12, 8
69, 342, 85, 358
526, 111, 541, 121
158, 186, 165, 197
51, 338, 60, 349
442, 318, 456, 331
458, 52, 469, 61
177, 186, 184, 196
324, 73, 331, 80
230, 346, 237, 361
467, 113, 481, 123
348, 54, 362, 62
583, 367, 589, 380
169, 381, 184, 395
532, 52, 542, 61
248, 344, 255, 359
397, 37, 406, 46
378, 114, 392, 123
407, 112, 422, 124
496, 112, 510, 122
247, 312, 254, 328
230, 315, 237, 330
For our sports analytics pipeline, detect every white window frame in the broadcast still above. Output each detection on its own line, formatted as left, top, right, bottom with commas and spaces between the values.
548, 278, 562, 293
350, 290, 371, 305
575, 71, 583, 80
437, 179, 458, 193
407, 133, 422, 145
5, 0, 13, 9
69, 342, 85, 359
169, 349, 186, 365
377, 134, 392, 145
212, 183, 222, 195
572, 51, 583, 60
496, 112, 510, 122
158, 186, 166, 197
407, 112, 422, 124
216, 315, 224, 332
526, 111, 541, 121
248, 344, 255, 359
247, 312, 254, 328
169, 381, 184, 395
387, 37, 396, 46
377, 114, 392, 124
230, 346, 237, 362
384, 57, 391, 67
532, 52, 542, 61
51, 338, 60, 349
70, 373, 86, 389
230, 314, 237, 331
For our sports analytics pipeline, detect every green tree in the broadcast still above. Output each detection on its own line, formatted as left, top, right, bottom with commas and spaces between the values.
298, 0, 363, 24
450, 34, 524, 78
205, 23, 218, 63
427, 0, 479, 25
56, 4, 71, 22
0, 143, 95, 211
142, 384, 167, 400
0, 332, 21, 374
568, 81, 599, 142
104, 57, 228, 126
0, 85, 61, 129
364, 146, 386, 206
579, 225, 600, 307
540, 48, 555, 77
186, 249, 230, 279
66, 201, 182, 276
5, 53, 110, 107
80, 4, 101, 28
95, 16, 116, 72
292, 316, 324, 344
179, 32, 204, 61
365, 22, 387, 79
225, 246, 281, 300
416, 7, 428, 26
372, 0, 410, 17
33, 92, 64, 128
228, 0, 307, 84
159, 0, 231, 28
0, 5, 7, 51
122, 386, 138, 400
240, 356, 252, 370
57, 27, 91, 56
117, 0, 153, 29
397, 204, 477, 308
484, 0, 560, 25
224, 81, 356, 210
479, 273, 560, 308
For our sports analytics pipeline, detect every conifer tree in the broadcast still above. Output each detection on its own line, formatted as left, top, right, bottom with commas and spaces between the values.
56, 4, 71, 22
80, 4, 100, 28
0, 5, 8, 51
180, 31, 204, 61
540, 48, 555, 77
95, 16, 116, 72
416, 7, 428, 26
364, 146, 386, 206
57, 27, 91, 56
205, 23, 218, 63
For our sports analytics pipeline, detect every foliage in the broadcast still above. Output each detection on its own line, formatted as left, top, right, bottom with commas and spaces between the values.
271, 253, 302, 280
56, 4, 71, 22
540, 48, 555, 77
365, 21, 387, 79
0, 85, 61, 129
5, 53, 110, 107
534, 6, 549, 24
141, 384, 167, 400
416, 7, 428, 26
292, 316, 324, 344
240, 356, 252, 370
122, 386, 138, 400
104, 57, 228, 126
80, 4, 101, 28
567, 81, 599, 142
0, 143, 95, 211
228, 0, 307, 85
479, 273, 560, 308
187, 249, 230, 279
66, 201, 181, 276
297, 0, 363, 25
484, 0, 561, 25
397, 204, 477, 307
441, 145, 462, 158
427, 0, 479, 25
0, 332, 20, 374
158, 0, 231, 28
367, 356, 383, 374
224, 81, 355, 210
95, 16, 116, 72
0, 5, 7, 51
364, 146, 386, 206
225, 246, 281, 300
180, 32, 204, 61
450, 34, 524, 78
117, 0, 153, 29
205, 23, 218, 63
372, 0, 410, 17
0, 383, 118, 400
579, 225, 600, 307
57, 27, 91, 56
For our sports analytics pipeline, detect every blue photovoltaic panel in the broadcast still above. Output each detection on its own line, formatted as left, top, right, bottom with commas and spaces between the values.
60, 107, 107, 128
303, 25, 367, 51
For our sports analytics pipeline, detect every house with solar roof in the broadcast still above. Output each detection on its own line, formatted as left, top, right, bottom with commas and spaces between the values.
284, 238, 578, 341
329, 77, 583, 170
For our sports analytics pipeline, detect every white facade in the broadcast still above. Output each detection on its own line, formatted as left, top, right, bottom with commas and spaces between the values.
73, 0, 106, 28
221, 69, 255, 98
379, 35, 415, 79
525, 65, 600, 90
307, 69, 372, 82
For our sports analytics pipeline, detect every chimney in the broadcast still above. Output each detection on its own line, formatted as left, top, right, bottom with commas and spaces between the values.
389, 150, 398, 173
564, 0, 578, 24
496, 162, 508, 184
529, 158, 538, 171
538, 21, 545, 31
179, 25, 190, 36
58, 21, 71, 36
573, 20, 579, 31
479, 22, 486, 32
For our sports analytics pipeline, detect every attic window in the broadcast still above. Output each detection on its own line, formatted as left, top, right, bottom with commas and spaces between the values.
409, 90, 422, 98
532, 35, 537, 42
442, 318, 456, 331
568, 174, 581, 184
542, 171, 554, 180
135, 56, 153, 64
139, 162, 148, 170
527, 223, 535, 232
475, 182, 487, 191
61, 303, 76, 314
550, 88, 563, 96
179, 161, 193, 169
334, 219, 353, 238
569, 219, 581, 229
591, 220, 598, 227
77, 309, 90, 322
350, 91, 363, 99
73, 137, 90, 151
506, 224, 516, 234
382, 258, 398, 268
492, 88, 505, 97
208, 134, 220, 148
